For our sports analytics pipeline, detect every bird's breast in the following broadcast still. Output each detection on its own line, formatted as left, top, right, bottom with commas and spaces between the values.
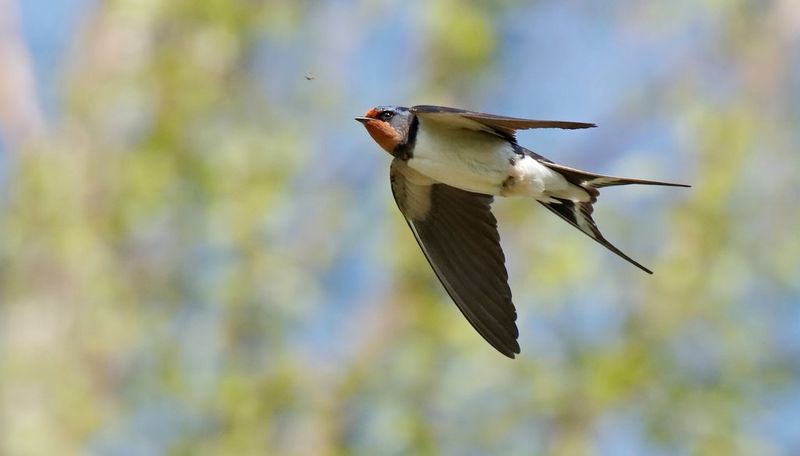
407, 126, 518, 195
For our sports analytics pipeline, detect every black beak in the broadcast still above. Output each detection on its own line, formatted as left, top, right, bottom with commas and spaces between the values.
354, 116, 371, 124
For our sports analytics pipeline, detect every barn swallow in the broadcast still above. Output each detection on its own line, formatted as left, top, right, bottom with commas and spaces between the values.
356, 105, 689, 358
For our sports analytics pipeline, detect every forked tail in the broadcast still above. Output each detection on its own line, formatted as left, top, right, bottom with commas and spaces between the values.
539, 162, 690, 274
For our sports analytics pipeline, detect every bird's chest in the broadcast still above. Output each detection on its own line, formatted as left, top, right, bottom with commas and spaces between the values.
407, 128, 517, 195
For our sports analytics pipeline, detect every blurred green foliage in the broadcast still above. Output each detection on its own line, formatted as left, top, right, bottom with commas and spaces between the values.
1, 0, 799, 455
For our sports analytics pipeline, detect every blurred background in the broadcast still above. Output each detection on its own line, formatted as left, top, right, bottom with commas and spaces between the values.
1, 0, 799, 454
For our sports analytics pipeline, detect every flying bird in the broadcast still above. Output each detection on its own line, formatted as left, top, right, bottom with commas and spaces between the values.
355, 105, 689, 358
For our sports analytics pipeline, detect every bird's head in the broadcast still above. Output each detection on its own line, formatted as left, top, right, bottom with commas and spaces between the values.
355, 106, 415, 154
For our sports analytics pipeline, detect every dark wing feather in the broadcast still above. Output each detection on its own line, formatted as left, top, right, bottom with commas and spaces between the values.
411, 105, 595, 139
390, 160, 520, 358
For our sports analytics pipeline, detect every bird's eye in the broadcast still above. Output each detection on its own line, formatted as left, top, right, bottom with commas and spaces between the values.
379, 111, 394, 121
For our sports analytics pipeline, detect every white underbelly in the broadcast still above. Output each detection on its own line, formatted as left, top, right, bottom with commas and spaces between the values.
405, 121, 587, 201
503, 155, 586, 201
407, 127, 516, 195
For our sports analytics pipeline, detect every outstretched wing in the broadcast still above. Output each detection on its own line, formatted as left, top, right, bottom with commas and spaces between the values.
411, 105, 595, 140
389, 160, 520, 358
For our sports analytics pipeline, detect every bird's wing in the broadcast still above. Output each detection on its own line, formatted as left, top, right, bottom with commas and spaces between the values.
389, 159, 520, 358
411, 105, 595, 140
